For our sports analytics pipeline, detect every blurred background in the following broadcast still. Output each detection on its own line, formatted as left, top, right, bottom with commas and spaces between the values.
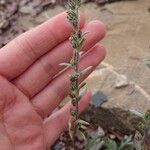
0, 0, 150, 112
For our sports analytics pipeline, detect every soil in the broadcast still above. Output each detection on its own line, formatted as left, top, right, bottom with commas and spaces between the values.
51, 106, 145, 150
0, 0, 56, 47
0, 0, 137, 48
81, 106, 142, 135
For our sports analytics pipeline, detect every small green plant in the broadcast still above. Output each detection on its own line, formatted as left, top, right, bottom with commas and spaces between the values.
105, 135, 134, 150
61, 0, 91, 148
85, 127, 135, 150
85, 127, 105, 150
131, 109, 150, 149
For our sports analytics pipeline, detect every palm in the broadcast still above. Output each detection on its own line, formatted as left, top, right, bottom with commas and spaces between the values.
0, 12, 105, 150
0, 78, 45, 149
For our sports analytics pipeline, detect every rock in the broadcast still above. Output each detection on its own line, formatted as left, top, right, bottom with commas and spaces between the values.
19, 0, 30, 6
19, 5, 37, 15
109, 134, 116, 139
97, 126, 105, 137
115, 74, 129, 88
92, 91, 107, 107
0, 0, 5, 5
86, 68, 150, 113
0, 20, 9, 30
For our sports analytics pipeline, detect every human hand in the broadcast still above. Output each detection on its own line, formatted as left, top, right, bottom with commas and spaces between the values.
0, 12, 106, 150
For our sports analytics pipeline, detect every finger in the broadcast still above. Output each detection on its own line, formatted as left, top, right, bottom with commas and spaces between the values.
31, 44, 106, 118
13, 21, 106, 98
0, 12, 85, 80
43, 91, 92, 147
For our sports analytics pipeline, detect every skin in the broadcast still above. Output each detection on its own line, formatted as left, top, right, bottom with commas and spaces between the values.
0, 12, 106, 150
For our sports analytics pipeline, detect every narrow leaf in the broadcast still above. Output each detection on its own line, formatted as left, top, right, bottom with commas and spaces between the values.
78, 130, 87, 143
79, 66, 93, 76
77, 119, 90, 126
82, 31, 90, 37
59, 62, 72, 68
79, 82, 86, 90
130, 109, 144, 118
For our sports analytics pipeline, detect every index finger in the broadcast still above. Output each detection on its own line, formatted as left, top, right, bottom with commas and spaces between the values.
0, 12, 85, 80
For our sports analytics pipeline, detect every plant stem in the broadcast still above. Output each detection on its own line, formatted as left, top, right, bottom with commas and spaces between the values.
67, 0, 91, 148
70, 4, 80, 140
67, 0, 83, 146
